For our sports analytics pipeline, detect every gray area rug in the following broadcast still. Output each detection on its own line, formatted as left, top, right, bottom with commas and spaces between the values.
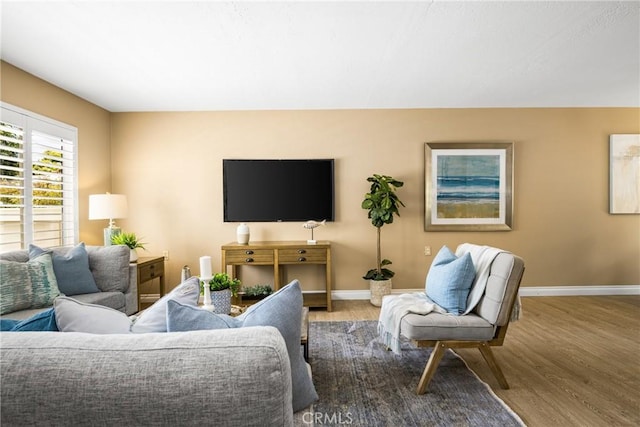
307, 320, 525, 426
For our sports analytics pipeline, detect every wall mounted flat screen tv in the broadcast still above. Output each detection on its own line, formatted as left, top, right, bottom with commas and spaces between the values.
223, 159, 335, 222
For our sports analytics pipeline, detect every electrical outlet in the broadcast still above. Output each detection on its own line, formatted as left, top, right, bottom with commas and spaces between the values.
162, 250, 169, 261
424, 246, 432, 256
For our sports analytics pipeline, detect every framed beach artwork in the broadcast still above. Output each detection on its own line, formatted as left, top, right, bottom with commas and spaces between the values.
424, 142, 513, 231
609, 134, 640, 214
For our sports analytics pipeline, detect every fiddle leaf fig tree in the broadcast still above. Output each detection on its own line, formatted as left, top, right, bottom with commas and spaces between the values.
361, 174, 405, 281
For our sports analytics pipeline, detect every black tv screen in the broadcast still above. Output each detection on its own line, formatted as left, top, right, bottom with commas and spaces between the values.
223, 159, 335, 222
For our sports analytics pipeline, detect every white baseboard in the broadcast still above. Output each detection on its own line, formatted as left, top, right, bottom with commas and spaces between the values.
140, 285, 640, 304
330, 285, 640, 300
331, 290, 371, 300
517, 285, 640, 296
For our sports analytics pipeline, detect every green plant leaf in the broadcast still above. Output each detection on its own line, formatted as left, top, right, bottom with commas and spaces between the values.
208, 272, 241, 297
110, 232, 146, 250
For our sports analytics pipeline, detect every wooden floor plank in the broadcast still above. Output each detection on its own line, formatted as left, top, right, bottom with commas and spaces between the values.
309, 296, 640, 427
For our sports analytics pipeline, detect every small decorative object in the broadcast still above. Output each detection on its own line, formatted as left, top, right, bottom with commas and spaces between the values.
199, 256, 214, 311
110, 232, 146, 262
204, 272, 241, 315
181, 265, 191, 282
236, 223, 250, 244
201, 282, 214, 312
199, 256, 212, 278
362, 174, 404, 306
610, 134, 640, 214
302, 219, 326, 244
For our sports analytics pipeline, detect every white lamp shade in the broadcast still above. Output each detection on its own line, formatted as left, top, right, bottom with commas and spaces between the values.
89, 194, 128, 220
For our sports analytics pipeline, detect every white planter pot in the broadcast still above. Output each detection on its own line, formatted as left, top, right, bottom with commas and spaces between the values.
129, 249, 138, 262
369, 279, 392, 307
211, 288, 232, 314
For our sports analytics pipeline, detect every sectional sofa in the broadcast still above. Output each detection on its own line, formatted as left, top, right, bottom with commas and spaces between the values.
0, 247, 314, 425
0, 243, 137, 319
1, 326, 296, 426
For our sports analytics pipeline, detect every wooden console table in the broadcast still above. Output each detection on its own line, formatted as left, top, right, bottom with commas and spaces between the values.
221, 241, 332, 311
135, 256, 165, 312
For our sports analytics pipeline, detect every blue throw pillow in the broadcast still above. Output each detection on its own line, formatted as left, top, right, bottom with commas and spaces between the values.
0, 319, 19, 331
166, 300, 239, 330
29, 243, 100, 296
166, 280, 318, 412
425, 246, 476, 315
2, 308, 59, 332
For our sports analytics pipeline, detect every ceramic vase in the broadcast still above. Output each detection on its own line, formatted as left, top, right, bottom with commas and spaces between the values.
237, 223, 250, 244
129, 249, 138, 263
211, 288, 232, 314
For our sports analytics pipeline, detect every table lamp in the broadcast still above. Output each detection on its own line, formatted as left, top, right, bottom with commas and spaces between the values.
89, 193, 128, 246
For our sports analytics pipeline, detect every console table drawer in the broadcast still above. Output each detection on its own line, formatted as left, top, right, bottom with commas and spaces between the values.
279, 248, 327, 263
225, 249, 274, 264
138, 261, 164, 283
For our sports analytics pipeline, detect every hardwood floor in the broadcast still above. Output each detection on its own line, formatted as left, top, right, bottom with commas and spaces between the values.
309, 296, 640, 426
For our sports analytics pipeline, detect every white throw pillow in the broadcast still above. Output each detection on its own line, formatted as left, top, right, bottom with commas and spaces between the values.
53, 296, 132, 334
130, 276, 201, 333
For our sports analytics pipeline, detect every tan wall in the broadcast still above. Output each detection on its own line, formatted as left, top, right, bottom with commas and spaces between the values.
110, 109, 640, 291
1, 61, 112, 245
3, 61, 638, 292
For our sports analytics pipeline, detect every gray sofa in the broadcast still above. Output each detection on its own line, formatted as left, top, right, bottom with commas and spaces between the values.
0, 326, 295, 426
0, 245, 138, 319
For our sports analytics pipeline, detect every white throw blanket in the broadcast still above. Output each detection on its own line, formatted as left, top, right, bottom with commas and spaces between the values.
456, 243, 522, 320
378, 293, 446, 354
455, 244, 504, 315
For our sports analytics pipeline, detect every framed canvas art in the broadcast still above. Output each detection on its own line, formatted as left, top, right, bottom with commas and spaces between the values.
425, 142, 513, 231
609, 134, 640, 214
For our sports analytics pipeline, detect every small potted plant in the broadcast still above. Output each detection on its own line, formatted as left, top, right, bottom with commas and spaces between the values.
111, 232, 146, 262
361, 174, 405, 306
202, 272, 241, 315
241, 284, 273, 304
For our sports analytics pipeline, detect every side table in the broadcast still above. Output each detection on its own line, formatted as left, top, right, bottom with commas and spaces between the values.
135, 256, 165, 312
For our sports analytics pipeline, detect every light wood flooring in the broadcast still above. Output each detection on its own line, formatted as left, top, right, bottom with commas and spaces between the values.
308, 296, 640, 427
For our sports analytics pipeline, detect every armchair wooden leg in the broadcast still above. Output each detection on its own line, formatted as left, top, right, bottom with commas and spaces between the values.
417, 342, 447, 395
478, 342, 510, 389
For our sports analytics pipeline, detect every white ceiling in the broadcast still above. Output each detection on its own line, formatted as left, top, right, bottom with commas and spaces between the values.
1, 1, 639, 112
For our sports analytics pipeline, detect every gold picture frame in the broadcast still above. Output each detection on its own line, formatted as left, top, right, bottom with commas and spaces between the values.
425, 142, 514, 231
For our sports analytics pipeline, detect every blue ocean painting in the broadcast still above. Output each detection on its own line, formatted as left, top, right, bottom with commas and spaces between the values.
436, 155, 500, 218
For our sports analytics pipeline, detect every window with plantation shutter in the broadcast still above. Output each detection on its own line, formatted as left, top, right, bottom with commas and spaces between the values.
0, 103, 78, 252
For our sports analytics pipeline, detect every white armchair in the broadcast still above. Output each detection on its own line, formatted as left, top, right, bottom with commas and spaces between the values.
380, 244, 525, 394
